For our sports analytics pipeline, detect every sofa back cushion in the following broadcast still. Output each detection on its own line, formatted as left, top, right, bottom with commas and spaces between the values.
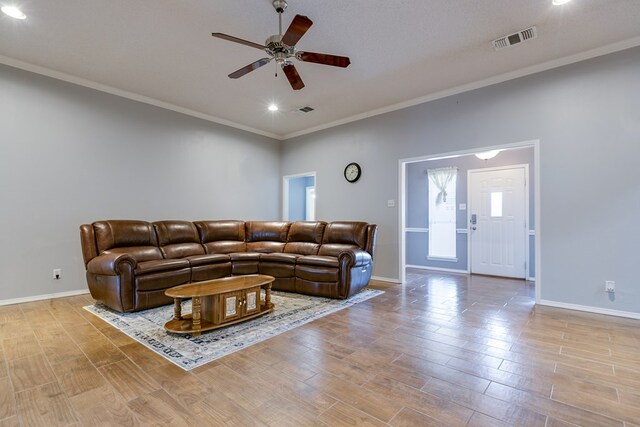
194, 220, 246, 254
245, 221, 291, 253
153, 220, 204, 259
318, 221, 369, 257
284, 221, 326, 255
93, 220, 162, 262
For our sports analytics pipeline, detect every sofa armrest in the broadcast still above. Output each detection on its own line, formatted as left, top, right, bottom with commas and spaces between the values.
87, 253, 137, 276
338, 249, 372, 268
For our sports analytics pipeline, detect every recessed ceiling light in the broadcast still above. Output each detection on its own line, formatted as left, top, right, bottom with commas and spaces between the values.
1, 5, 26, 19
268, 104, 278, 112
552, 0, 571, 5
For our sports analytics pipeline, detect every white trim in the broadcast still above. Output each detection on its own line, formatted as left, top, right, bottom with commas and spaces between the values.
0, 55, 282, 141
0, 289, 89, 307
527, 277, 535, 282
406, 227, 428, 233
404, 228, 467, 234
427, 256, 458, 263
399, 160, 407, 284
529, 230, 535, 236
534, 142, 541, 304
467, 163, 530, 280
282, 37, 640, 140
406, 265, 469, 275
371, 275, 401, 284
400, 141, 538, 165
538, 300, 640, 320
282, 171, 316, 221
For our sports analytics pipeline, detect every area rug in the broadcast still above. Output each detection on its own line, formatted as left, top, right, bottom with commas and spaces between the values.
84, 289, 383, 370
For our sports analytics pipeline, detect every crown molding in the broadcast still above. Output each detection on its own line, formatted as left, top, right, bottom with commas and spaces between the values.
0, 55, 283, 141
3, 35, 640, 142
282, 36, 640, 140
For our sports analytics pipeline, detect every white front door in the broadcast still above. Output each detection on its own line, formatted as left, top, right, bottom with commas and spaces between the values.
469, 166, 527, 278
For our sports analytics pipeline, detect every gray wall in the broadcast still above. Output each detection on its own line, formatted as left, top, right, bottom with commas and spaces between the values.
405, 147, 535, 276
0, 64, 280, 301
282, 46, 640, 313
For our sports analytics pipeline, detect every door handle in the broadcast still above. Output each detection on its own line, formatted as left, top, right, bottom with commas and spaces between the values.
471, 226, 476, 231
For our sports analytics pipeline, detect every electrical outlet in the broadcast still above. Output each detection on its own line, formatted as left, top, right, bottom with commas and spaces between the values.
605, 280, 615, 292
53, 269, 62, 280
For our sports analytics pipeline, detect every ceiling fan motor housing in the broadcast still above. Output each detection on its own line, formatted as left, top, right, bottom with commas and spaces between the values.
273, 0, 287, 13
265, 34, 295, 63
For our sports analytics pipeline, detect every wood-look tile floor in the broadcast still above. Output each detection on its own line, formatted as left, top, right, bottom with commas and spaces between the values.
1, 269, 640, 426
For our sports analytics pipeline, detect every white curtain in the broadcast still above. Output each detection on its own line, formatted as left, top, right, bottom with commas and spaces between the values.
428, 167, 456, 206
428, 167, 457, 259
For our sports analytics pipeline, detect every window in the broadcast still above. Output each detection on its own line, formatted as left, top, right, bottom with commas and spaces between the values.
427, 167, 457, 260
491, 191, 503, 217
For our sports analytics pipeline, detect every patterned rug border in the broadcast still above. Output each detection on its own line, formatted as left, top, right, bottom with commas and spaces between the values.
84, 288, 383, 371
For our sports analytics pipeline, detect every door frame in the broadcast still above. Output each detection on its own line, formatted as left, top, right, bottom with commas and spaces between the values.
282, 171, 316, 221
467, 164, 529, 280
398, 139, 541, 304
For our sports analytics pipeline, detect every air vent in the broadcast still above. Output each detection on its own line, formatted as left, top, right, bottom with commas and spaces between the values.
298, 106, 314, 113
492, 26, 537, 51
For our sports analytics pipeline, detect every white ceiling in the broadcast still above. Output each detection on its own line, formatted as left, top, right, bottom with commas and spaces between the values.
1, 0, 640, 139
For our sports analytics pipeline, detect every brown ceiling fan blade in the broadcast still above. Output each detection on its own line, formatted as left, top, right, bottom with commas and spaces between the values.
296, 51, 351, 68
281, 15, 313, 47
282, 63, 305, 90
212, 33, 266, 50
228, 58, 272, 79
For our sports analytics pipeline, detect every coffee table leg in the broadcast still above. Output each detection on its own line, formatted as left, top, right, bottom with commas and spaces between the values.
265, 284, 272, 309
192, 296, 202, 337
173, 298, 182, 320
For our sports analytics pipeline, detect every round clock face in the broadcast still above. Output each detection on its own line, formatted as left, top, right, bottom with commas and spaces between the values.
344, 162, 361, 183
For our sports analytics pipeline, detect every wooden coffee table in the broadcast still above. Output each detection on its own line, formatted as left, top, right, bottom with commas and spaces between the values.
164, 274, 274, 336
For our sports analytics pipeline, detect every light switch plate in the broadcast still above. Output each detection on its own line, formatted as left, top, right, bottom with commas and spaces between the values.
459, 203, 467, 210
387, 200, 395, 208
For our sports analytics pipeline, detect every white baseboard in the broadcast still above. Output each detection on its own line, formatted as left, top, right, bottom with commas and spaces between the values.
0, 289, 90, 307
406, 264, 469, 274
538, 299, 640, 320
371, 275, 401, 284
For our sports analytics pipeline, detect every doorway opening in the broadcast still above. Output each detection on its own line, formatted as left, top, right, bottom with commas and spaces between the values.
399, 140, 540, 302
283, 172, 316, 221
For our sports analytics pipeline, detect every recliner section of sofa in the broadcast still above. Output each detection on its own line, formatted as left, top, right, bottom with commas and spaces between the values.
80, 219, 378, 312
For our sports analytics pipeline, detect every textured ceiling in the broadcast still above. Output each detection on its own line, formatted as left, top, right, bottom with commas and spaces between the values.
1, 0, 640, 139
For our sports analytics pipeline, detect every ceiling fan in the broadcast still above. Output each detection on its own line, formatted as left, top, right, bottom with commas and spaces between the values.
212, 0, 351, 90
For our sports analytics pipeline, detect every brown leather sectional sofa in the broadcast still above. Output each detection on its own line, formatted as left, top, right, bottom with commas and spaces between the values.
80, 220, 378, 312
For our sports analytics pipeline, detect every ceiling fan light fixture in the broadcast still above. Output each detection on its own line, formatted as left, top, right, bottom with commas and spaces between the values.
475, 150, 501, 160
552, 0, 571, 5
1, 5, 26, 19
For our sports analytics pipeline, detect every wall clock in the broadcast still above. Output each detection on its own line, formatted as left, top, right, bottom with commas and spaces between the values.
344, 162, 362, 183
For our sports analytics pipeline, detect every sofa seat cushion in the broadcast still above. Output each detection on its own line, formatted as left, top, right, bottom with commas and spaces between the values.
134, 259, 190, 275
186, 253, 230, 266
295, 264, 339, 282
259, 253, 300, 264
204, 241, 247, 254
296, 255, 339, 268
246, 242, 286, 253
229, 252, 261, 261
